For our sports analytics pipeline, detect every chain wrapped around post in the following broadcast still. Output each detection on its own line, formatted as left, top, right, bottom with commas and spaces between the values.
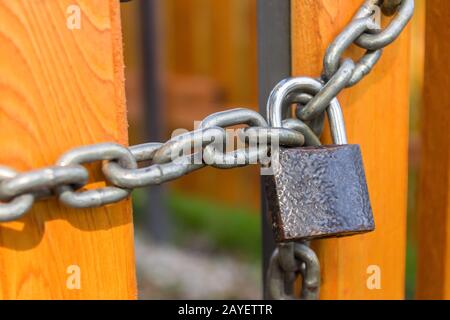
0, 0, 413, 300
265, 0, 412, 300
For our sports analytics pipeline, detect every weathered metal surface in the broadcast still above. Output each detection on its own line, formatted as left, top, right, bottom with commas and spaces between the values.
265, 144, 374, 242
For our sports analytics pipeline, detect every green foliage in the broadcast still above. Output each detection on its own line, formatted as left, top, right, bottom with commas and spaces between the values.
405, 240, 417, 299
166, 192, 261, 261
405, 168, 418, 299
131, 189, 147, 225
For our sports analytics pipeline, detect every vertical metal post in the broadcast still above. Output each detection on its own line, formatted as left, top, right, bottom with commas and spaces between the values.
139, 0, 170, 242
257, 0, 291, 299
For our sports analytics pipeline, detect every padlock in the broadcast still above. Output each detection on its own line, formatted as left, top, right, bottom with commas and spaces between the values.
264, 77, 375, 242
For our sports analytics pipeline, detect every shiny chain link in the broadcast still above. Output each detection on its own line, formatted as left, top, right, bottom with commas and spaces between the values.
0, 0, 413, 300
267, 242, 321, 300
298, 0, 414, 122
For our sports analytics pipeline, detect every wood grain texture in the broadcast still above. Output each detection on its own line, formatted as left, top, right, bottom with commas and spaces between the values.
0, 0, 136, 299
292, 0, 411, 299
416, 0, 450, 300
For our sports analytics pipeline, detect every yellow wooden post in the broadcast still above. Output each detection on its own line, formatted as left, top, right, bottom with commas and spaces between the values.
416, 0, 450, 300
0, 0, 136, 299
291, 0, 411, 299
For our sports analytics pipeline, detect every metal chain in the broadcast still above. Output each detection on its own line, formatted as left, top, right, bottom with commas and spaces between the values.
266, 0, 413, 300
0, 0, 413, 300
298, 0, 414, 123
0, 108, 303, 221
267, 242, 321, 300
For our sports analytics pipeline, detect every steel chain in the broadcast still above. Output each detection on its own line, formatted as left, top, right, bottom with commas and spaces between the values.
267, 242, 321, 300
0, 0, 413, 301
298, 0, 414, 122
0, 108, 303, 221
266, 0, 413, 300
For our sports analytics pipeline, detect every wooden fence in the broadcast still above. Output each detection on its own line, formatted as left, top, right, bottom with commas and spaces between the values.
0, 0, 447, 300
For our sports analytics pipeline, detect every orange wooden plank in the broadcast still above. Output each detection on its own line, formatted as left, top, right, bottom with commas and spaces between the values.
0, 0, 136, 299
292, 0, 411, 299
416, 0, 450, 300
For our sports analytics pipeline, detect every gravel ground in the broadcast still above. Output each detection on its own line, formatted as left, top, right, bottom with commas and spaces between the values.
135, 234, 262, 299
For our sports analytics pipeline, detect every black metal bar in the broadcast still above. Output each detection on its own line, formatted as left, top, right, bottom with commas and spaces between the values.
257, 0, 292, 299
139, 0, 171, 242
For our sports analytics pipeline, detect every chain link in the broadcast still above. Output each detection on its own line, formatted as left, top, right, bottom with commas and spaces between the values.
323, 17, 381, 85
0, 107, 303, 219
298, 0, 414, 123
0, 0, 413, 300
355, 0, 414, 51
55, 143, 137, 208
267, 242, 321, 300
0, 167, 35, 222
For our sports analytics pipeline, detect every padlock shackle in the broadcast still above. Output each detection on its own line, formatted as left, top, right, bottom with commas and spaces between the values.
267, 77, 322, 127
327, 99, 348, 145
267, 77, 347, 145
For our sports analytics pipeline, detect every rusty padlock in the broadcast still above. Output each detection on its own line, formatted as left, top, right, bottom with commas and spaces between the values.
264, 77, 375, 242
